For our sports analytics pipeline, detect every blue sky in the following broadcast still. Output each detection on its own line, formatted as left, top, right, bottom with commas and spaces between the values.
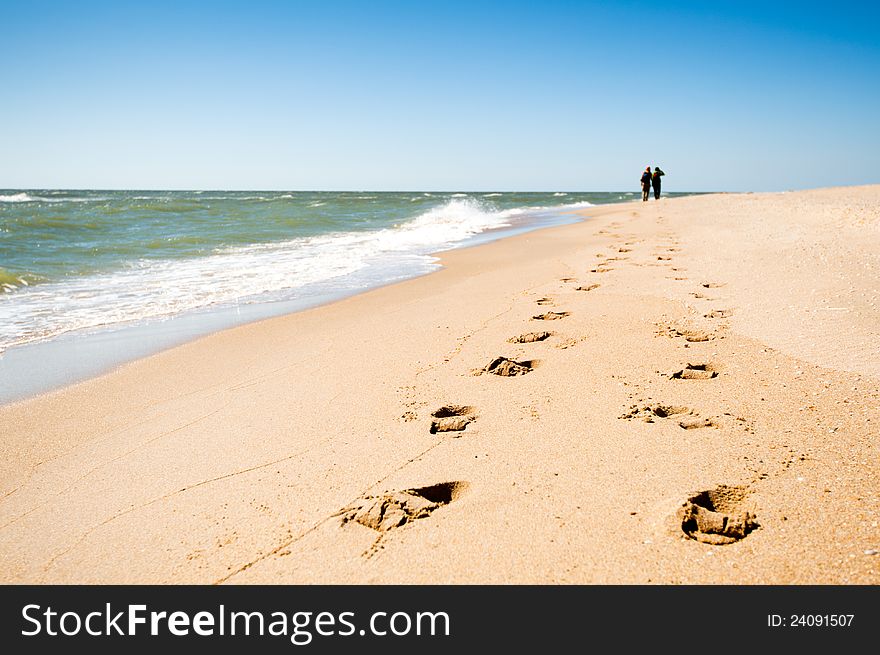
2, 0, 878, 191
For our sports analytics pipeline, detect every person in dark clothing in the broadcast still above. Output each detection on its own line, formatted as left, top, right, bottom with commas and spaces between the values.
652, 167, 665, 199
640, 166, 652, 202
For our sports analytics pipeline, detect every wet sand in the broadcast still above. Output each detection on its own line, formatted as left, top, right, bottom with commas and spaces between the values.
1, 185, 878, 583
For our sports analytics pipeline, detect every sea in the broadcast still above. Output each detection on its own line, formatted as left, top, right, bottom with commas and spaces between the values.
0, 189, 690, 402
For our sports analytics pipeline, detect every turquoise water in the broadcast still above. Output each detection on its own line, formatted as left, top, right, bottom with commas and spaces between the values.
0, 189, 690, 353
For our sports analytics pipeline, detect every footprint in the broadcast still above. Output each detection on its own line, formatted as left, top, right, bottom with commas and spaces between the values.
337, 481, 469, 532
560, 277, 576, 283
656, 256, 672, 261
620, 404, 714, 429
670, 363, 719, 380
536, 297, 554, 306
681, 330, 715, 343
617, 247, 632, 253
678, 485, 758, 545
658, 325, 717, 342
533, 311, 569, 320
576, 284, 600, 292
704, 309, 732, 319
475, 356, 535, 377
509, 331, 551, 343
589, 267, 614, 273
430, 405, 477, 434
701, 282, 726, 288
620, 404, 690, 421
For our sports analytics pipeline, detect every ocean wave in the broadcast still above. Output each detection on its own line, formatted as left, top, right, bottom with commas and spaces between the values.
0, 193, 109, 204
483, 193, 503, 197
503, 200, 594, 215
385, 198, 513, 249
553, 192, 568, 196
0, 268, 32, 292
0, 193, 37, 203
0, 198, 518, 349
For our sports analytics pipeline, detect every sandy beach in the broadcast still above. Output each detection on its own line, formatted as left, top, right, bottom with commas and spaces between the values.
1, 185, 878, 584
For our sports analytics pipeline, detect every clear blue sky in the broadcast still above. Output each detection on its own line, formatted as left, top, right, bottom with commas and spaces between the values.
2, 0, 878, 191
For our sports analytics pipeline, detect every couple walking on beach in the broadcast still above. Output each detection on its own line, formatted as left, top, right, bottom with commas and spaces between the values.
640, 166, 665, 201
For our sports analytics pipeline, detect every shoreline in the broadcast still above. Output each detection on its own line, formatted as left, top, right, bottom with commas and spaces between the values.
0, 202, 591, 406
1, 186, 878, 584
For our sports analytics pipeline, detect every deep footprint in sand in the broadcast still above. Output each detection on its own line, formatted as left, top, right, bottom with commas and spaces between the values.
429, 405, 477, 434
678, 485, 758, 544
533, 311, 569, 320
475, 356, 535, 377
670, 363, 719, 380
337, 482, 469, 532
701, 282, 726, 288
509, 331, 551, 343
576, 284, 600, 292
536, 297, 554, 306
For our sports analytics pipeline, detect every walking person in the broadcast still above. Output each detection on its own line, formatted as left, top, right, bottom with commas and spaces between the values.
640, 166, 652, 202
652, 166, 665, 200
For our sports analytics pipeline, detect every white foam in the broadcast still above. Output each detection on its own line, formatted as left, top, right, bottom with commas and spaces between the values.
0, 193, 36, 203
553, 192, 568, 196
0, 193, 108, 203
